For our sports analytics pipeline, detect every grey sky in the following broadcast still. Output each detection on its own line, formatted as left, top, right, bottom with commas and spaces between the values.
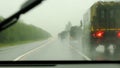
0, 0, 101, 36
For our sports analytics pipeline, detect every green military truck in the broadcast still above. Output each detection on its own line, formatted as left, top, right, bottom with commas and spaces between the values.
80, 1, 120, 60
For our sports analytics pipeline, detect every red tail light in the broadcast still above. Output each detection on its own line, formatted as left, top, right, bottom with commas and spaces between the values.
117, 31, 120, 38
92, 31, 104, 38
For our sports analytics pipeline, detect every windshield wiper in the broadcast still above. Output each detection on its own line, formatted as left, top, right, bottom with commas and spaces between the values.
0, 0, 44, 32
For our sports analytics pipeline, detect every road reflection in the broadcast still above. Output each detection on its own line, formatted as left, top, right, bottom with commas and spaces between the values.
92, 45, 120, 61
58, 34, 120, 61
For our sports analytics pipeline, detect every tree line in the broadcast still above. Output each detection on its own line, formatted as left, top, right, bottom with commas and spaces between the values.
0, 16, 51, 44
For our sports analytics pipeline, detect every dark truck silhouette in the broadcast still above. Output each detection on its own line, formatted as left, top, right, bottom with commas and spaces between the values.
65, 1, 120, 60
80, 1, 120, 60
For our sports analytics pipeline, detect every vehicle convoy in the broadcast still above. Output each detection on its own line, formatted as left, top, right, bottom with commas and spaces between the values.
77, 1, 120, 59
69, 26, 81, 40
58, 30, 68, 40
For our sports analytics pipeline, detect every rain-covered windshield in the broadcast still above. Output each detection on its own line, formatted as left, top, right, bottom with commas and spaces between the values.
0, 0, 120, 61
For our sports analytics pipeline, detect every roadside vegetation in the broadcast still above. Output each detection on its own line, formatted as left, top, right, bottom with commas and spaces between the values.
0, 16, 51, 47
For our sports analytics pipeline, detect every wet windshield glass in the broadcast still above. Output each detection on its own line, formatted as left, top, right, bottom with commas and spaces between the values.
0, 0, 120, 61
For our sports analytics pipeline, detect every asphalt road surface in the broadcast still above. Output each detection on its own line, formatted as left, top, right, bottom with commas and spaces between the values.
0, 37, 91, 61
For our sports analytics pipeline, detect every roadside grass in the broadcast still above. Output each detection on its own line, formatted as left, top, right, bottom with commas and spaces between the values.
0, 38, 48, 48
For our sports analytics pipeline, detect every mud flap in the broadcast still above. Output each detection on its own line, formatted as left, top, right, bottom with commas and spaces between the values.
96, 44, 105, 53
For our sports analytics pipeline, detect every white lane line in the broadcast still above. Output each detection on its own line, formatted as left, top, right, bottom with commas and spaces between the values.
70, 45, 91, 61
14, 38, 54, 61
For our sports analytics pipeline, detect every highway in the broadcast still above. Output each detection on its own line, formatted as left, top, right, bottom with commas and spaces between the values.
0, 37, 91, 61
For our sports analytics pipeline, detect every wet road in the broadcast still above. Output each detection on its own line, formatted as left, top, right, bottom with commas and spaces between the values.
0, 37, 90, 61
0, 36, 119, 61
0, 38, 51, 60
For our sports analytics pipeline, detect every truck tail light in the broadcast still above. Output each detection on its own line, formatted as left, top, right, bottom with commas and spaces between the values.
117, 31, 120, 38
92, 30, 104, 38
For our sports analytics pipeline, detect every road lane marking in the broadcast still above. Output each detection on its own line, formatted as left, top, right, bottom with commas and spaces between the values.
70, 45, 91, 61
14, 38, 55, 61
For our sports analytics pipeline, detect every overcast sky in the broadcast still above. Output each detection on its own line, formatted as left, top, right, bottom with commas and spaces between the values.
0, 0, 106, 36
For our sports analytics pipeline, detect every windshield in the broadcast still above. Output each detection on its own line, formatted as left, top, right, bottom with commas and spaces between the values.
0, 0, 120, 62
